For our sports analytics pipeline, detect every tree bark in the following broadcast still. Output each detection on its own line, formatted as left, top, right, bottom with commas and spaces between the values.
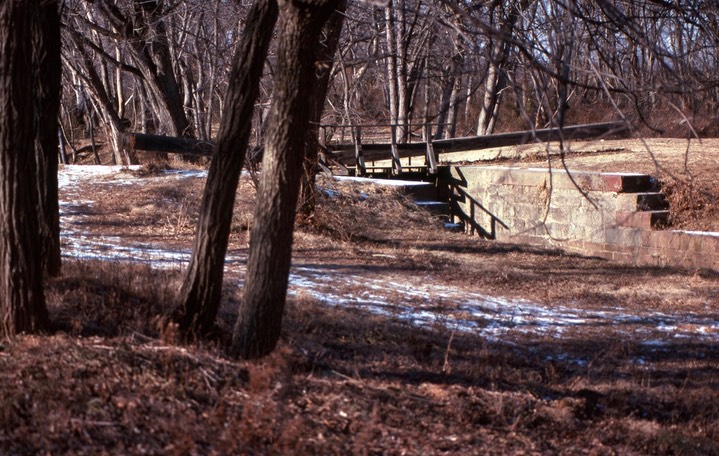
298, 0, 347, 219
63, 29, 128, 164
172, 0, 278, 336
231, 0, 335, 359
128, 0, 194, 138
476, 3, 525, 136
0, 0, 49, 338
384, 3, 399, 127
33, 0, 62, 277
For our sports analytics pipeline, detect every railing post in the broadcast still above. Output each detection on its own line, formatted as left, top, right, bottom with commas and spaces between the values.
424, 123, 437, 175
354, 125, 366, 177
319, 125, 326, 148
390, 124, 402, 176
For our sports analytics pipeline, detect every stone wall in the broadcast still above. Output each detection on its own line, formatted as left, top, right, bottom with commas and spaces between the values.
444, 165, 719, 271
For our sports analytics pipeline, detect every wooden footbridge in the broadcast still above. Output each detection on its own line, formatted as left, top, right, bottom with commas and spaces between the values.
318, 121, 629, 177
121, 121, 629, 177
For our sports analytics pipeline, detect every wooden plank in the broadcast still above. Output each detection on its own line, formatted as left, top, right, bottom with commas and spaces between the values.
424, 123, 437, 174
122, 132, 216, 156
354, 126, 366, 176
327, 121, 629, 165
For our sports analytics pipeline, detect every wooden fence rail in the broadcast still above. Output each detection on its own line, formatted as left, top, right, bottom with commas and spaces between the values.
120, 121, 629, 177
121, 132, 216, 161
325, 121, 629, 175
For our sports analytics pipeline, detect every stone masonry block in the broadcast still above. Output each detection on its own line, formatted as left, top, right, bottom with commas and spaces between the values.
616, 192, 669, 211
448, 165, 719, 273
600, 174, 654, 193
605, 228, 643, 247
616, 210, 669, 229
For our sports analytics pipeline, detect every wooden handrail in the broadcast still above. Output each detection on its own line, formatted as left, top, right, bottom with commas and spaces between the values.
326, 121, 630, 167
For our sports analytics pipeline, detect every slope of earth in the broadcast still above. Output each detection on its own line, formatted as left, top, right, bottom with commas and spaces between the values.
442, 137, 719, 231
1, 163, 718, 454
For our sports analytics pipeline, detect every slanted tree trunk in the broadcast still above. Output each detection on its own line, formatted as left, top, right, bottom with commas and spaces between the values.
172, 0, 278, 336
476, 3, 526, 136
298, 0, 347, 219
0, 0, 49, 338
231, 0, 335, 359
435, 51, 462, 140
477, 65, 498, 135
33, 0, 62, 277
62, 28, 129, 164
127, 0, 194, 138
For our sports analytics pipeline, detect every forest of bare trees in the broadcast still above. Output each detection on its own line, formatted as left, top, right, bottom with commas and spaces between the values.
59, 0, 719, 163
2, 0, 718, 354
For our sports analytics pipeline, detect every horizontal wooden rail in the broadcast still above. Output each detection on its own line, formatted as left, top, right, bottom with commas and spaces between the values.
122, 132, 215, 157
318, 122, 450, 128
327, 121, 630, 165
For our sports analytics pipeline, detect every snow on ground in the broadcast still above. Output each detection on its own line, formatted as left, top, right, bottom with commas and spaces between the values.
334, 175, 433, 187
290, 266, 719, 345
60, 165, 211, 267
58, 164, 143, 188
57, 165, 719, 349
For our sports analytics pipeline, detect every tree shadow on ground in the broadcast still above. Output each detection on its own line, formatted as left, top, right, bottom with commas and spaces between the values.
279, 296, 719, 432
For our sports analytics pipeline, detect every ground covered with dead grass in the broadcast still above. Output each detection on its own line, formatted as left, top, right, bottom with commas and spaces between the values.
2, 140, 719, 454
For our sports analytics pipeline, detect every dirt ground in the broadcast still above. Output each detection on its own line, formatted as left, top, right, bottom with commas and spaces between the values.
2, 138, 719, 454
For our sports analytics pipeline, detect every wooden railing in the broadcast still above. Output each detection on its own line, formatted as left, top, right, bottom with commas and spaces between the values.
119, 121, 630, 178
322, 121, 630, 177
319, 122, 448, 176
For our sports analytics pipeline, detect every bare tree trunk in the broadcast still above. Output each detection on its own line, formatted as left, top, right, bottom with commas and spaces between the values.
477, 58, 502, 136
115, 46, 125, 120
446, 76, 461, 139
384, 3, 399, 127
394, 0, 408, 141
33, 0, 62, 277
0, 0, 49, 338
298, 0, 347, 219
476, 3, 526, 136
63, 29, 128, 164
231, 0, 334, 359
172, 0, 278, 336
435, 51, 462, 139
131, 0, 194, 138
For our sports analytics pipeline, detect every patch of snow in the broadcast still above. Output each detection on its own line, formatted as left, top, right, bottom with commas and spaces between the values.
444, 222, 463, 230
415, 201, 446, 206
319, 187, 342, 198
335, 176, 432, 187
676, 230, 719, 237
162, 169, 208, 180
287, 266, 719, 344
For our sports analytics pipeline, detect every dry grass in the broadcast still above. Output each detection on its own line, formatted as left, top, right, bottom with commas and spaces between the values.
3, 143, 719, 454
5, 267, 718, 454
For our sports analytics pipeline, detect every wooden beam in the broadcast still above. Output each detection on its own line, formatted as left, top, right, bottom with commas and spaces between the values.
354, 126, 366, 176
327, 121, 629, 165
122, 132, 215, 157
424, 123, 437, 174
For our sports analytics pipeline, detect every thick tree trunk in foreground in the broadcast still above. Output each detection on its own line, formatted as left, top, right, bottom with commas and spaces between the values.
0, 0, 49, 338
34, 0, 62, 277
231, 0, 335, 359
173, 0, 278, 336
